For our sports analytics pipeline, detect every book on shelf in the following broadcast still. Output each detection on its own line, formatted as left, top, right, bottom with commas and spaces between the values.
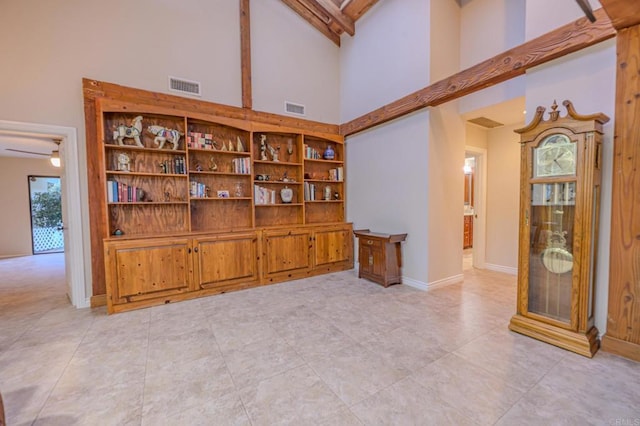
254, 184, 276, 205
303, 182, 317, 201
231, 157, 251, 174
107, 180, 144, 202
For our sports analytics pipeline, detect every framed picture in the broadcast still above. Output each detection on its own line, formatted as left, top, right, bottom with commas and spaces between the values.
217, 190, 229, 198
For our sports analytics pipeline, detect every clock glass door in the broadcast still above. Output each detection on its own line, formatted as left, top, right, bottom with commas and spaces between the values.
528, 182, 576, 323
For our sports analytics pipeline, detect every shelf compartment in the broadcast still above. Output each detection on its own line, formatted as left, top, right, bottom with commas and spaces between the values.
108, 203, 189, 236
255, 204, 303, 227
305, 202, 344, 224
187, 119, 250, 153
253, 132, 302, 163
190, 199, 253, 232
104, 112, 186, 150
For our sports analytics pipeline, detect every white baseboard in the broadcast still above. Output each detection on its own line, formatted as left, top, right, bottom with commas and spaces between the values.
428, 274, 464, 289
485, 263, 518, 275
402, 276, 429, 291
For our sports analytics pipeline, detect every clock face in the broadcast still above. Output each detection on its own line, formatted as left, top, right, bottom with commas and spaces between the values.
534, 134, 576, 178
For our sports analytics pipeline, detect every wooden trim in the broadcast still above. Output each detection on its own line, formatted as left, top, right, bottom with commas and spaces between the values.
600, 0, 640, 30
281, 0, 341, 46
340, 8, 615, 136
314, 0, 355, 36
602, 334, 640, 362
604, 24, 640, 360
90, 294, 107, 308
240, 0, 252, 109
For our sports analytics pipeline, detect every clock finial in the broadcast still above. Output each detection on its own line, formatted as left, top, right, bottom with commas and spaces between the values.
549, 100, 560, 121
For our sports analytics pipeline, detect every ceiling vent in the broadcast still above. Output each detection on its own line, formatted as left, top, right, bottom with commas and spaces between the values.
467, 116, 504, 128
285, 101, 306, 117
169, 77, 201, 97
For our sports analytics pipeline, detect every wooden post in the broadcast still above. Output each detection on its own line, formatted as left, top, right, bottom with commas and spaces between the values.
601, 24, 640, 362
240, 0, 252, 109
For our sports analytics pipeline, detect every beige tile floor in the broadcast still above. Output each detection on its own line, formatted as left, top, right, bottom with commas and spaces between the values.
1, 253, 639, 425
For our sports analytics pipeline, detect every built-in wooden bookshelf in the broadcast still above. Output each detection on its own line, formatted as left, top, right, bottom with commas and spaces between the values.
84, 79, 352, 313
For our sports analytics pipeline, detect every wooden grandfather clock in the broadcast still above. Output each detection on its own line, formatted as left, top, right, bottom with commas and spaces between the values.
509, 100, 609, 358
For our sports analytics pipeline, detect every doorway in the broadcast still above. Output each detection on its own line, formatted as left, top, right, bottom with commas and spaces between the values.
0, 119, 87, 308
463, 146, 487, 271
28, 176, 64, 254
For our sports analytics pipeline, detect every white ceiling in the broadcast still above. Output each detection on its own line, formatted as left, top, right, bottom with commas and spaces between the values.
0, 131, 60, 159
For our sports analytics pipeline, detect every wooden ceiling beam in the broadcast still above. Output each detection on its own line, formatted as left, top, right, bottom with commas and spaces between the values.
341, 0, 379, 21
313, 0, 355, 36
240, 0, 252, 109
340, 8, 615, 136
281, 0, 341, 46
600, 0, 640, 30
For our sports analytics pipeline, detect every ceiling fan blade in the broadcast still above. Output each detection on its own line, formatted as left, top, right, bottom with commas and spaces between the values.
5, 148, 50, 156
575, 0, 596, 23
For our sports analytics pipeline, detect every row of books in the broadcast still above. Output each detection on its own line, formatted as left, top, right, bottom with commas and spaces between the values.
231, 157, 251, 174
107, 180, 144, 203
303, 145, 322, 160
304, 182, 318, 201
159, 156, 186, 174
190, 181, 209, 198
328, 167, 344, 181
254, 184, 277, 205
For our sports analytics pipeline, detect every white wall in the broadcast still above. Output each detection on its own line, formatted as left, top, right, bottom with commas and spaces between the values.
0, 157, 60, 258
340, 0, 430, 122
346, 111, 430, 285
525, 0, 616, 335
0, 0, 341, 294
485, 123, 520, 272
465, 124, 488, 149
458, 0, 526, 120
251, 1, 340, 123
342, 0, 431, 287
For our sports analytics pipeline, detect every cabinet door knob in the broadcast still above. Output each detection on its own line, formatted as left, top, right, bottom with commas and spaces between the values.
367, 240, 373, 245
188, 248, 192, 254
194, 247, 199, 253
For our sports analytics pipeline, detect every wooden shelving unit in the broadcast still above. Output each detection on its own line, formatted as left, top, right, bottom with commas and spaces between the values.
86, 83, 353, 313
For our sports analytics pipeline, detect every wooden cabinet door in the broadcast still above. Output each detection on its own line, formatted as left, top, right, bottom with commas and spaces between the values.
105, 237, 192, 307
358, 238, 384, 280
193, 232, 259, 289
313, 225, 353, 268
262, 228, 312, 280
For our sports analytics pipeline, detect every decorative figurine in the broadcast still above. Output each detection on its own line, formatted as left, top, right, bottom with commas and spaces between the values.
220, 141, 228, 151
147, 125, 182, 150
280, 186, 293, 203
234, 183, 243, 197
236, 136, 245, 152
112, 228, 124, 236
228, 139, 235, 151
113, 116, 144, 147
209, 157, 218, 171
195, 163, 203, 172
323, 145, 335, 160
158, 161, 168, 174
260, 135, 268, 160
324, 185, 332, 201
268, 144, 280, 162
117, 152, 131, 172
287, 138, 294, 155
164, 191, 171, 202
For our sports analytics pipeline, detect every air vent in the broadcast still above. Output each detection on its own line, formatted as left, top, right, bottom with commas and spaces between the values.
468, 116, 503, 128
285, 101, 306, 116
169, 77, 201, 97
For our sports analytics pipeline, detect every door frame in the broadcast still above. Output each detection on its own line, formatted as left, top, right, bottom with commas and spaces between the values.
465, 146, 487, 269
0, 119, 88, 308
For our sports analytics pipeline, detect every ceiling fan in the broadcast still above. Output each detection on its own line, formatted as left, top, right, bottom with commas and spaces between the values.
575, 0, 596, 23
5, 148, 50, 156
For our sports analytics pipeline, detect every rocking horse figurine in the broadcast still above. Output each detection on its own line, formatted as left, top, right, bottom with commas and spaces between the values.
147, 125, 183, 150
113, 116, 144, 147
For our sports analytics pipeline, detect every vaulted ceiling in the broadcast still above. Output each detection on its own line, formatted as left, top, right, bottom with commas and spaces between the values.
281, 0, 380, 46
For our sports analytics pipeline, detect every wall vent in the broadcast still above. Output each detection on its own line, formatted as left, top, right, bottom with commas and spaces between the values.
169, 76, 201, 97
285, 101, 306, 116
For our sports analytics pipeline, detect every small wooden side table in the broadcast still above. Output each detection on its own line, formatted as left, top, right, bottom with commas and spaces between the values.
353, 229, 407, 287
